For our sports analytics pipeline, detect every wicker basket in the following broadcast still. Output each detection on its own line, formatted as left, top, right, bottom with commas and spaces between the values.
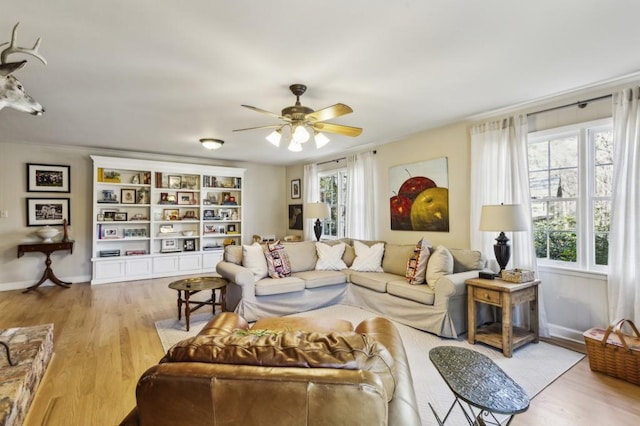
583, 319, 640, 385
500, 269, 535, 283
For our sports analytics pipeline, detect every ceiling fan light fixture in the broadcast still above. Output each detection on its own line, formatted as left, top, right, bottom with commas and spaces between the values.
288, 140, 303, 152
314, 132, 330, 148
200, 138, 224, 150
266, 129, 281, 147
293, 124, 310, 143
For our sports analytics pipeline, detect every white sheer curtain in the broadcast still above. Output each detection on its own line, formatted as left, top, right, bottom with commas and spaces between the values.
608, 87, 640, 324
303, 163, 318, 241
346, 151, 376, 240
470, 115, 549, 337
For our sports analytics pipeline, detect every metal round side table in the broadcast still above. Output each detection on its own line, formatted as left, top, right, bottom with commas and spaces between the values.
168, 276, 228, 331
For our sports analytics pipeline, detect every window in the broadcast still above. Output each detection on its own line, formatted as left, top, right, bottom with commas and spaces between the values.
528, 119, 613, 271
318, 169, 347, 239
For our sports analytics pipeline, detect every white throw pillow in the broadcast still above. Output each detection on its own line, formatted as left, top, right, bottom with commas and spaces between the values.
349, 241, 384, 272
315, 242, 348, 271
242, 242, 268, 279
406, 238, 432, 285
426, 245, 454, 289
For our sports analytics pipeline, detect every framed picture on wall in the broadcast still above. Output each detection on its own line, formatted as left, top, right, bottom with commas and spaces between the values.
27, 163, 71, 193
291, 179, 301, 199
288, 204, 303, 230
26, 198, 70, 226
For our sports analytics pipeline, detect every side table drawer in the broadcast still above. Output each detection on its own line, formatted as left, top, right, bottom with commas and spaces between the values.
474, 288, 502, 306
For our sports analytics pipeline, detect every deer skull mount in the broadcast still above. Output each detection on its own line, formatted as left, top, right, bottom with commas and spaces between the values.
0, 22, 47, 115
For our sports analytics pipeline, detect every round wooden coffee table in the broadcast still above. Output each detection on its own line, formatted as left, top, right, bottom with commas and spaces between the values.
168, 276, 228, 331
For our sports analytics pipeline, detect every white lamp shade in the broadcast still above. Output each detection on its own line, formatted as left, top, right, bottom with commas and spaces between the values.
293, 124, 310, 143
479, 204, 528, 232
304, 202, 330, 219
288, 140, 302, 152
314, 132, 330, 148
266, 130, 281, 147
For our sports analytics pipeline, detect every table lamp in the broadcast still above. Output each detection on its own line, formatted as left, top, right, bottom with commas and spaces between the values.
479, 204, 528, 273
304, 202, 331, 241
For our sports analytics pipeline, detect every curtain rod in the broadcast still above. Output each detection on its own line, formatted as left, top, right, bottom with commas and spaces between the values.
527, 94, 612, 117
316, 150, 376, 166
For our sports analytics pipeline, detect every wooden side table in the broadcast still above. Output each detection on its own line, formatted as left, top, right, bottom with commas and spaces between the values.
17, 241, 74, 293
168, 276, 228, 331
466, 277, 540, 357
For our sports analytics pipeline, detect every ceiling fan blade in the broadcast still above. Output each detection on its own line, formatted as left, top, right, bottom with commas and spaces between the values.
233, 124, 282, 132
312, 122, 363, 137
305, 103, 353, 122
241, 105, 288, 120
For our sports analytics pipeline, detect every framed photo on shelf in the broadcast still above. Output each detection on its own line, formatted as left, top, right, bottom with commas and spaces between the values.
27, 163, 70, 193
183, 238, 196, 251
177, 192, 195, 205
101, 226, 120, 239
184, 175, 198, 190
159, 224, 174, 233
101, 209, 118, 221
227, 224, 236, 233
291, 179, 301, 199
203, 224, 216, 234
161, 238, 180, 252
168, 176, 182, 189
114, 212, 128, 221
121, 188, 136, 204
163, 209, 180, 220
26, 198, 70, 226
203, 209, 215, 220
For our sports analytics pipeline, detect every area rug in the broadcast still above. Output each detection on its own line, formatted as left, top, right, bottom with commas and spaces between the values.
155, 304, 584, 425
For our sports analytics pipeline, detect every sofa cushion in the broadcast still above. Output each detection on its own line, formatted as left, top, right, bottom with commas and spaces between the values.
164, 329, 396, 402
350, 241, 384, 272
254, 276, 305, 296
315, 242, 348, 271
382, 243, 415, 276
224, 244, 243, 265
264, 241, 292, 278
293, 270, 348, 289
426, 245, 454, 289
242, 243, 268, 279
283, 241, 318, 272
387, 280, 435, 305
449, 248, 486, 272
405, 238, 432, 284
350, 272, 401, 293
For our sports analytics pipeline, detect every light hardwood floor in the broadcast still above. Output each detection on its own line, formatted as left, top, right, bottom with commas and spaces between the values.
1, 278, 639, 425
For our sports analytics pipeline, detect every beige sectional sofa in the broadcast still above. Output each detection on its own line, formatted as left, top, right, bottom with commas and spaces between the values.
216, 239, 489, 338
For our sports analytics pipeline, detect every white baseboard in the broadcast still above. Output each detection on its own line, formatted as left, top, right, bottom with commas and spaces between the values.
548, 323, 586, 346
0, 274, 91, 291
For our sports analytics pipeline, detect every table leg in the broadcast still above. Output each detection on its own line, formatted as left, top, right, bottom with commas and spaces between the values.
23, 253, 72, 293
211, 289, 216, 314
185, 291, 191, 332
531, 285, 539, 343
502, 292, 513, 357
467, 287, 476, 344
177, 290, 183, 321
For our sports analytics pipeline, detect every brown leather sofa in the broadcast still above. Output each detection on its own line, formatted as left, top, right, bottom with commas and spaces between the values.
121, 313, 421, 425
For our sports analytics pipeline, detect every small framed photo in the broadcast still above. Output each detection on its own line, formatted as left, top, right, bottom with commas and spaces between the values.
168, 176, 182, 189
291, 179, 301, 199
203, 209, 215, 220
114, 212, 128, 221
183, 238, 196, 251
182, 210, 197, 220
161, 238, 180, 252
163, 209, 180, 220
97, 213, 104, 221
121, 188, 136, 204
203, 224, 216, 234
184, 175, 198, 190
27, 163, 70, 193
101, 226, 120, 239
26, 198, 70, 226
227, 224, 236, 233
177, 192, 194, 205
101, 209, 118, 221
159, 224, 174, 233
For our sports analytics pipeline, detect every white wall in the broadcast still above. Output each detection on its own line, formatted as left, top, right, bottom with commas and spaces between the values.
0, 142, 286, 290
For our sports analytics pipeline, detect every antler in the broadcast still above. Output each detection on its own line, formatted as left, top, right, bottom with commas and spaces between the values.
0, 22, 47, 65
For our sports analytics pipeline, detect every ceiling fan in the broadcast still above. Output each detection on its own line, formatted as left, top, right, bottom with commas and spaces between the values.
233, 84, 362, 152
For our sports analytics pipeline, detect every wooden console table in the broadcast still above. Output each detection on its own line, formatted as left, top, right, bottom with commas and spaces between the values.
17, 241, 74, 293
466, 277, 540, 357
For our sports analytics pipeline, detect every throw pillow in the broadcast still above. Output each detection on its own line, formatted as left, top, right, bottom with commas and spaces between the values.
242, 242, 268, 279
349, 241, 384, 272
449, 248, 486, 272
315, 242, 348, 271
426, 245, 454, 289
263, 241, 292, 278
406, 238, 432, 285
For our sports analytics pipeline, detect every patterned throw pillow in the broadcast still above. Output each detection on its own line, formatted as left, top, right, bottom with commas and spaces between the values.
349, 241, 384, 272
406, 238, 432, 284
263, 241, 292, 278
315, 242, 348, 271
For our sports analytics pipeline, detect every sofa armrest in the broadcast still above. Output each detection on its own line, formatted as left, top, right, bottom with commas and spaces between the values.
434, 270, 490, 302
216, 261, 256, 297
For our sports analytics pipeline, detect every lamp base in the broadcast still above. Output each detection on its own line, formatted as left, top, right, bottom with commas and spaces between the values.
313, 219, 322, 242
494, 231, 511, 271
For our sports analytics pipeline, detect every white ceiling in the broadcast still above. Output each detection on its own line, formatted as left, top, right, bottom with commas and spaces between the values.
2, 1, 640, 166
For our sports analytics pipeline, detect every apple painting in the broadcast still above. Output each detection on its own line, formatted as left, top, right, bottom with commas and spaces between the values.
389, 158, 449, 232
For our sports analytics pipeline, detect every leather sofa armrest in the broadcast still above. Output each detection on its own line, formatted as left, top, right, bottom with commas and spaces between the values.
216, 261, 256, 297
119, 407, 140, 426
198, 312, 249, 337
